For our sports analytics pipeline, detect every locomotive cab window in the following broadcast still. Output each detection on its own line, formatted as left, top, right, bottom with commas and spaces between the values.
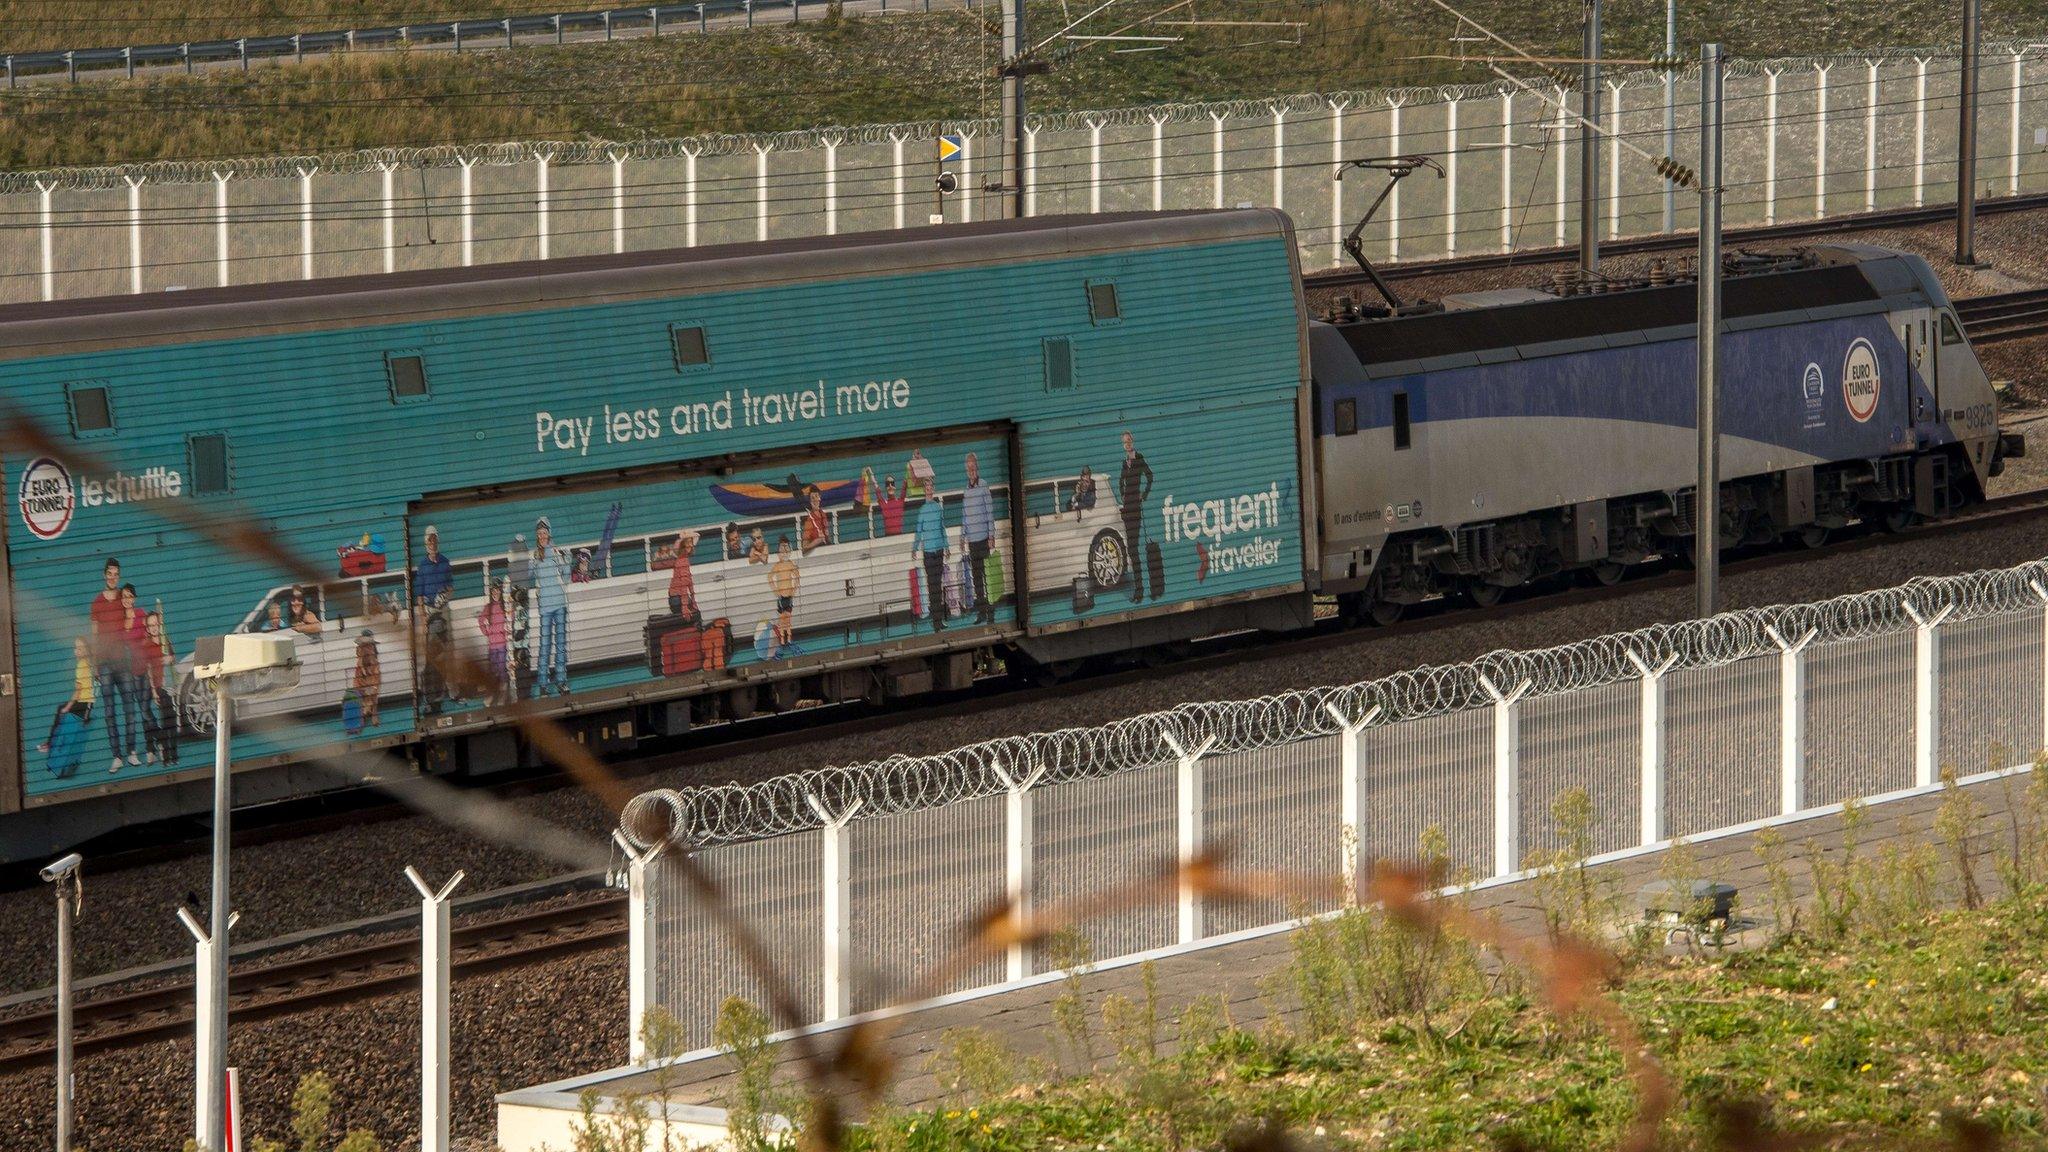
386, 353, 429, 402
66, 383, 113, 437
1333, 398, 1358, 436
188, 433, 231, 496
1392, 392, 1412, 450
1940, 312, 1964, 345
1086, 281, 1121, 325
670, 324, 712, 371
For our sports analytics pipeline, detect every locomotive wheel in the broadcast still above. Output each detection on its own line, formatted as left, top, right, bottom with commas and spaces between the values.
1882, 506, 1919, 534
1367, 598, 1406, 626
1462, 580, 1506, 608
1798, 525, 1830, 549
1589, 561, 1626, 587
1087, 529, 1129, 592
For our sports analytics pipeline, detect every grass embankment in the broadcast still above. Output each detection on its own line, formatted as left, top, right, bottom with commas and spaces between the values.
0, 1, 584, 53
9, 0, 2048, 170
686, 776, 2048, 1152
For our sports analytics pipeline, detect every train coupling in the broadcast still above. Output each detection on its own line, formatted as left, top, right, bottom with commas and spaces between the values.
2000, 430, 2028, 459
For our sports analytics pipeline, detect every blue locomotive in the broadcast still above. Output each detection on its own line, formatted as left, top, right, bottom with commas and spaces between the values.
0, 210, 2018, 860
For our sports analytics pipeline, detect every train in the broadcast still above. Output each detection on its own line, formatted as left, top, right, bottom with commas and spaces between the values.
0, 209, 2021, 863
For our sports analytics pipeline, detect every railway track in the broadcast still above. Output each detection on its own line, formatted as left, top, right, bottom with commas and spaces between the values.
1957, 287, 2048, 343
0, 896, 623, 1075
1302, 191, 2048, 291
4, 485, 2046, 1073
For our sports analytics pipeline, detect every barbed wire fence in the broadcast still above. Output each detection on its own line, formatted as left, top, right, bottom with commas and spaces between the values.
615, 554, 2048, 1046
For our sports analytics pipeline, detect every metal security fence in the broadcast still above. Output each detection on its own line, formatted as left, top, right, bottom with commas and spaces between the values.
613, 557, 2048, 1058
5, 42, 2048, 304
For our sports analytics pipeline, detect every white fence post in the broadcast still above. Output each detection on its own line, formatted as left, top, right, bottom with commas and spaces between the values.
457, 159, 475, 267
612, 830, 663, 1062
611, 152, 628, 253
176, 905, 233, 1149
298, 166, 319, 279
1323, 703, 1380, 905
379, 162, 397, 274
212, 170, 232, 288
32, 180, 53, 302
1767, 626, 1817, 815
991, 760, 1045, 981
1089, 119, 1104, 214
124, 175, 145, 294
1499, 89, 1514, 253
1270, 105, 1286, 213
890, 133, 905, 229
1626, 651, 1677, 845
1386, 99, 1403, 260
754, 143, 771, 242
1865, 61, 1880, 212
824, 137, 839, 236
683, 148, 700, 247
1915, 57, 1931, 207
1210, 113, 1226, 208
1813, 64, 1831, 219
805, 794, 862, 1020
406, 866, 465, 1152
1025, 126, 1039, 217
1164, 733, 1215, 943
1445, 98, 1460, 254
1151, 115, 1166, 211
1553, 89, 1568, 247
1329, 99, 1348, 266
959, 132, 974, 223
536, 153, 552, 261
1763, 69, 1781, 225
1479, 676, 1531, 877
1904, 601, 1955, 787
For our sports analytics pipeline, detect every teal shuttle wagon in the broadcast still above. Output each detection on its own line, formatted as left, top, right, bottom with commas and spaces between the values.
0, 211, 1317, 860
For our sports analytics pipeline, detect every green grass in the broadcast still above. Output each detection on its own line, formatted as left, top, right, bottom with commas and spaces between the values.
0, 2, 588, 53
10, 0, 2048, 170
846, 892, 2048, 1150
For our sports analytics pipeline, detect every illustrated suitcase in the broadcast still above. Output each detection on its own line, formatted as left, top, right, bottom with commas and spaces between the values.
909, 567, 923, 619
338, 546, 387, 577
644, 613, 700, 676
702, 618, 732, 671
984, 549, 1005, 606
1146, 540, 1166, 602
47, 710, 85, 778
1071, 576, 1094, 615
341, 690, 364, 736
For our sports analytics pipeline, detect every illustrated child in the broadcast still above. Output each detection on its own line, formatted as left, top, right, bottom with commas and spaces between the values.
262, 604, 286, 632
768, 536, 799, 648
747, 528, 770, 565
723, 523, 746, 561
800, 488, 829, 554
667, 531, 701, 622
478, 582, 511, 705
353, 631, 382, 728
143, 609, 176, 765
37, 637, 94, 754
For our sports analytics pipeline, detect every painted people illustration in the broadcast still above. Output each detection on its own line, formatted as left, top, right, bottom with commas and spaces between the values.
261, 604, 286, 632
878, 476, 905, 536
768, 536, 799, 649
87, 558, 131, 773
284, 587, 322, 636
723, 523, 747, 561
747, 528, 770, 565
414, 525, 454, 608
532, 517, 573, 695
141, 608, 176, 766
961, 453, 994, 624
668, 530, 701, 623
915, 468, 947, 632
1070, 465, 1098, 512
353, 631, 382, 728
478, 580, 511, 705
800, 487, 829, 554
37, 637, 94, 764
1118, 431, 1154, 604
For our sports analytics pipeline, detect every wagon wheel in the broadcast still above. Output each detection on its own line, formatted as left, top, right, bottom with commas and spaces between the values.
1087, 528, 1128, 593
1461, 579, 1506, 609
1589, 561, 1627, 586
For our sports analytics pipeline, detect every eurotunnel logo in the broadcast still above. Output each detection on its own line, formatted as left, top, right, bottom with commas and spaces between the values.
1842, 337, 1882, 424
18, 457, 74, 541
1801, 362, 1826, 430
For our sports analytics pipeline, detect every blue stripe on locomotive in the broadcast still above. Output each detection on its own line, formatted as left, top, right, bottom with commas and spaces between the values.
1323, 312, 1936, 459
5, 232, 1308, 798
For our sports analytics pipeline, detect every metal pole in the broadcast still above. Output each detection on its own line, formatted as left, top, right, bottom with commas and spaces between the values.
52, 865, 77, 1152
1697, 44, 1723, 619
407, 867, 464, 1152
1001, 0, 1026, 220
1579, 0, 1601, 275
1958, 0, 1983, 265
206, 686, 231, 1152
